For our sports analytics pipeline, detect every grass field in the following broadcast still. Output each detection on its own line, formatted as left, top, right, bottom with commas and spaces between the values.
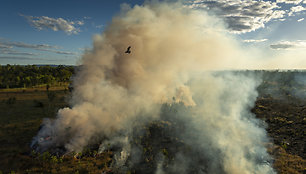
0, 86, 305, 173
0, 87, 112, 173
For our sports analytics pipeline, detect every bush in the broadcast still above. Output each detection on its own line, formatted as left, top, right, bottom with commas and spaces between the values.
41, 151, 51, 162
51, 156, 58, 163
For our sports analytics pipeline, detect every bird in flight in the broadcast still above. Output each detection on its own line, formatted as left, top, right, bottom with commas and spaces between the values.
125, 46, 131, 54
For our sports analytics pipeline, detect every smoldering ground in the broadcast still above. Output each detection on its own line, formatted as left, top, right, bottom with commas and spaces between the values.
30, 1, 283, 173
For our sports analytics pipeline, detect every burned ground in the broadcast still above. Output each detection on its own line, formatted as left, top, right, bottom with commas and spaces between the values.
253, 97, 305, 159
252, 96, 306, 174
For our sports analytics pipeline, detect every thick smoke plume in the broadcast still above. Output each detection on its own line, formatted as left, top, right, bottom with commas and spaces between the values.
32, 1, 275, 173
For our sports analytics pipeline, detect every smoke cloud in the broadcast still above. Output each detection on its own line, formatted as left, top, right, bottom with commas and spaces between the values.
32, 1, 276, 173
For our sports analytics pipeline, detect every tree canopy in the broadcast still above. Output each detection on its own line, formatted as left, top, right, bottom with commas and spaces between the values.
0, 65, 74, 88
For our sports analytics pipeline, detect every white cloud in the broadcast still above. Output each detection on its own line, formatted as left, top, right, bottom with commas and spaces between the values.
76, 21, 85, 25
188, 0, 285, 34
0, 49, 38, 56
0, 40, 76, 55
31, 48, 77, 55
297, 17, 305, 21
95, 24, 104, 29
51, 50, 77, 55
289, 5, 306, 16
0, 56, 55, 61
0, 44, 12, 49
276, 0, 303, 4
243, 39, 268, 43
270, 40, 306, 50
0, 56, 37, 60
5, 41, 57, 50
21, 14, 83, 35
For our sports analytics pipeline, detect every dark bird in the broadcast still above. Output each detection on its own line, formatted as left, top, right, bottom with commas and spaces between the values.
125, 46, 131, 54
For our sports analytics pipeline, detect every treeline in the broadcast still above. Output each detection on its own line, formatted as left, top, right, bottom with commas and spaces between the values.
0, 65, 74, 89
228, 69, 306, 86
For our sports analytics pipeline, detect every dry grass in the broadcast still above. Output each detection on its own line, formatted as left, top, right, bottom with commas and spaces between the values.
0, 88, 111, 173
270, 146, 306, 174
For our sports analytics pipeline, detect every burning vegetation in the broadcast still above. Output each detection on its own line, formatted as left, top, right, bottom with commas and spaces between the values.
24, 1, 306, 174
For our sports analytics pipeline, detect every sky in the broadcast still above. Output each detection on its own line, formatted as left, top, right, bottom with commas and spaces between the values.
0, 0, 306, 65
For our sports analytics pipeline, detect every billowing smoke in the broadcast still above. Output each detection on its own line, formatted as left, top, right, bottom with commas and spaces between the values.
32, 1, 276, 173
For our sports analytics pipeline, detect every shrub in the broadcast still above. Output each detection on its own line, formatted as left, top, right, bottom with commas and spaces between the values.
51, 156, 58, 163
41, 151, 51, 161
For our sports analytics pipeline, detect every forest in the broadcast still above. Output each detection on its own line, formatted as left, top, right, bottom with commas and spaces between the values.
0, 65, 74, 89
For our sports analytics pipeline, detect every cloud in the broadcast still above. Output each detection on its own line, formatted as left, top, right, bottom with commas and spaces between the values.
51, 50, 77, 55
0, 40, 77, 55
276, 0, 303, 4
243, 39, 268, 43
83, 16, 92, 20
0, 49, 38, 56
297, 17, 304, 21
0, 56, 39, 60
95, 24, 104, 29
0, 56, 56, 62
76, 21, 85, 25
36, 48, 77, 55
0, 43, 13, 49
188, 0, 285, 34
289, 5, 306, 16
4, 41, 57, 50
21, 14, 83, 35
270, 40, 306, 50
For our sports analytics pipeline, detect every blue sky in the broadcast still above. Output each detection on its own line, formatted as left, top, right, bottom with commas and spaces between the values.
0, 0, 306, 65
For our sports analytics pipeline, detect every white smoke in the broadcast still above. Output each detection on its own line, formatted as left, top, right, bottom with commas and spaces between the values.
32, 1, 277, 173
186, 73, 274, 173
